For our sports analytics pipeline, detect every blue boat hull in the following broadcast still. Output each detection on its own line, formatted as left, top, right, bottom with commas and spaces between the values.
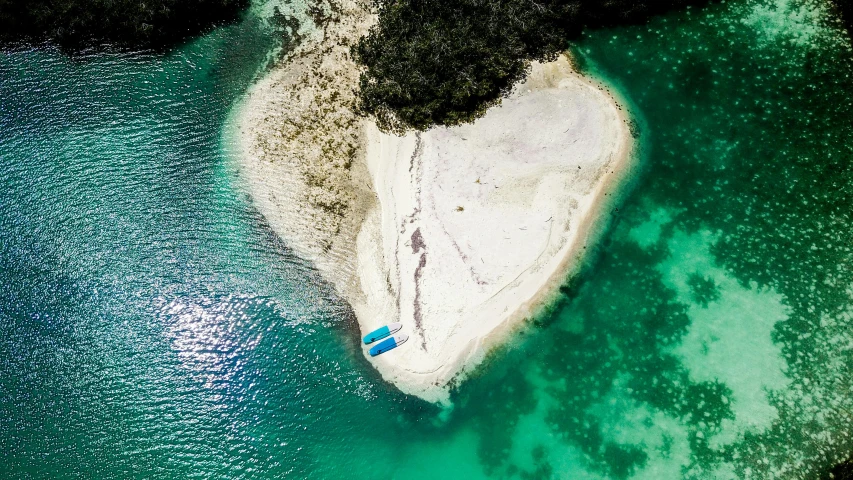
369, 334, 408, 356
362, 322, 403, 344
363, 325, 390, 344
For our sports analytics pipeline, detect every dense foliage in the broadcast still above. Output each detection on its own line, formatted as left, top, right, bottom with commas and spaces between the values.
824, 457, 853, 479
352, 0, 715, 132
0, 0, 249, 51
837, 0, 853, 33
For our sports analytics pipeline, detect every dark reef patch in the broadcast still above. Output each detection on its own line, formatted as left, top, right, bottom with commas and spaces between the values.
833, 0, 853, 34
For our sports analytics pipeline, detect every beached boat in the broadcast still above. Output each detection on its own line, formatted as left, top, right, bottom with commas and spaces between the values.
369, 334, 409, 357
362, 322, 403, 344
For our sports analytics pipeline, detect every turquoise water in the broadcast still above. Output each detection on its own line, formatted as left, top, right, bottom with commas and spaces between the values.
2, 0, 853, 478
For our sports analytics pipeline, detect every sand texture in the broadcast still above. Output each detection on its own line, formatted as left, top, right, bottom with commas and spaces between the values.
233, 1, 634, 403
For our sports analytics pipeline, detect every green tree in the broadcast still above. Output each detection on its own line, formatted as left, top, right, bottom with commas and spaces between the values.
352, 0, 720, 133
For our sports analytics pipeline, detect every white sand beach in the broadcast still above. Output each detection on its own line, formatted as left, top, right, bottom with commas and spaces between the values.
233, 0, 634, 403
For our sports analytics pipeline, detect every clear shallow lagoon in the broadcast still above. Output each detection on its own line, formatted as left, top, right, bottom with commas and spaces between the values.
2, 0, 852, 478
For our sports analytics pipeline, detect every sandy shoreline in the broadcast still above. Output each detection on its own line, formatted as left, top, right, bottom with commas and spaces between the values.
358, 58, 635, 403
232, 0, 636, 403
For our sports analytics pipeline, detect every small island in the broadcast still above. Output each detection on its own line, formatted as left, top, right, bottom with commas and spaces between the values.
233, 0, 634, 402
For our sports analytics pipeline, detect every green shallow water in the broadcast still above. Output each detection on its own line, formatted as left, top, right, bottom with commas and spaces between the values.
2, 0, 853, 478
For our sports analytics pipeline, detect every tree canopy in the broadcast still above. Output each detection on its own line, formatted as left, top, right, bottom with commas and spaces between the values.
0, 0, 249, 51
351, 0, 713, 133
836, 0, 853, 33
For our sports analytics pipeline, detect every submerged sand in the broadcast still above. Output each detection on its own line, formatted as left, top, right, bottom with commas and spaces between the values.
233, 1, 634, 403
